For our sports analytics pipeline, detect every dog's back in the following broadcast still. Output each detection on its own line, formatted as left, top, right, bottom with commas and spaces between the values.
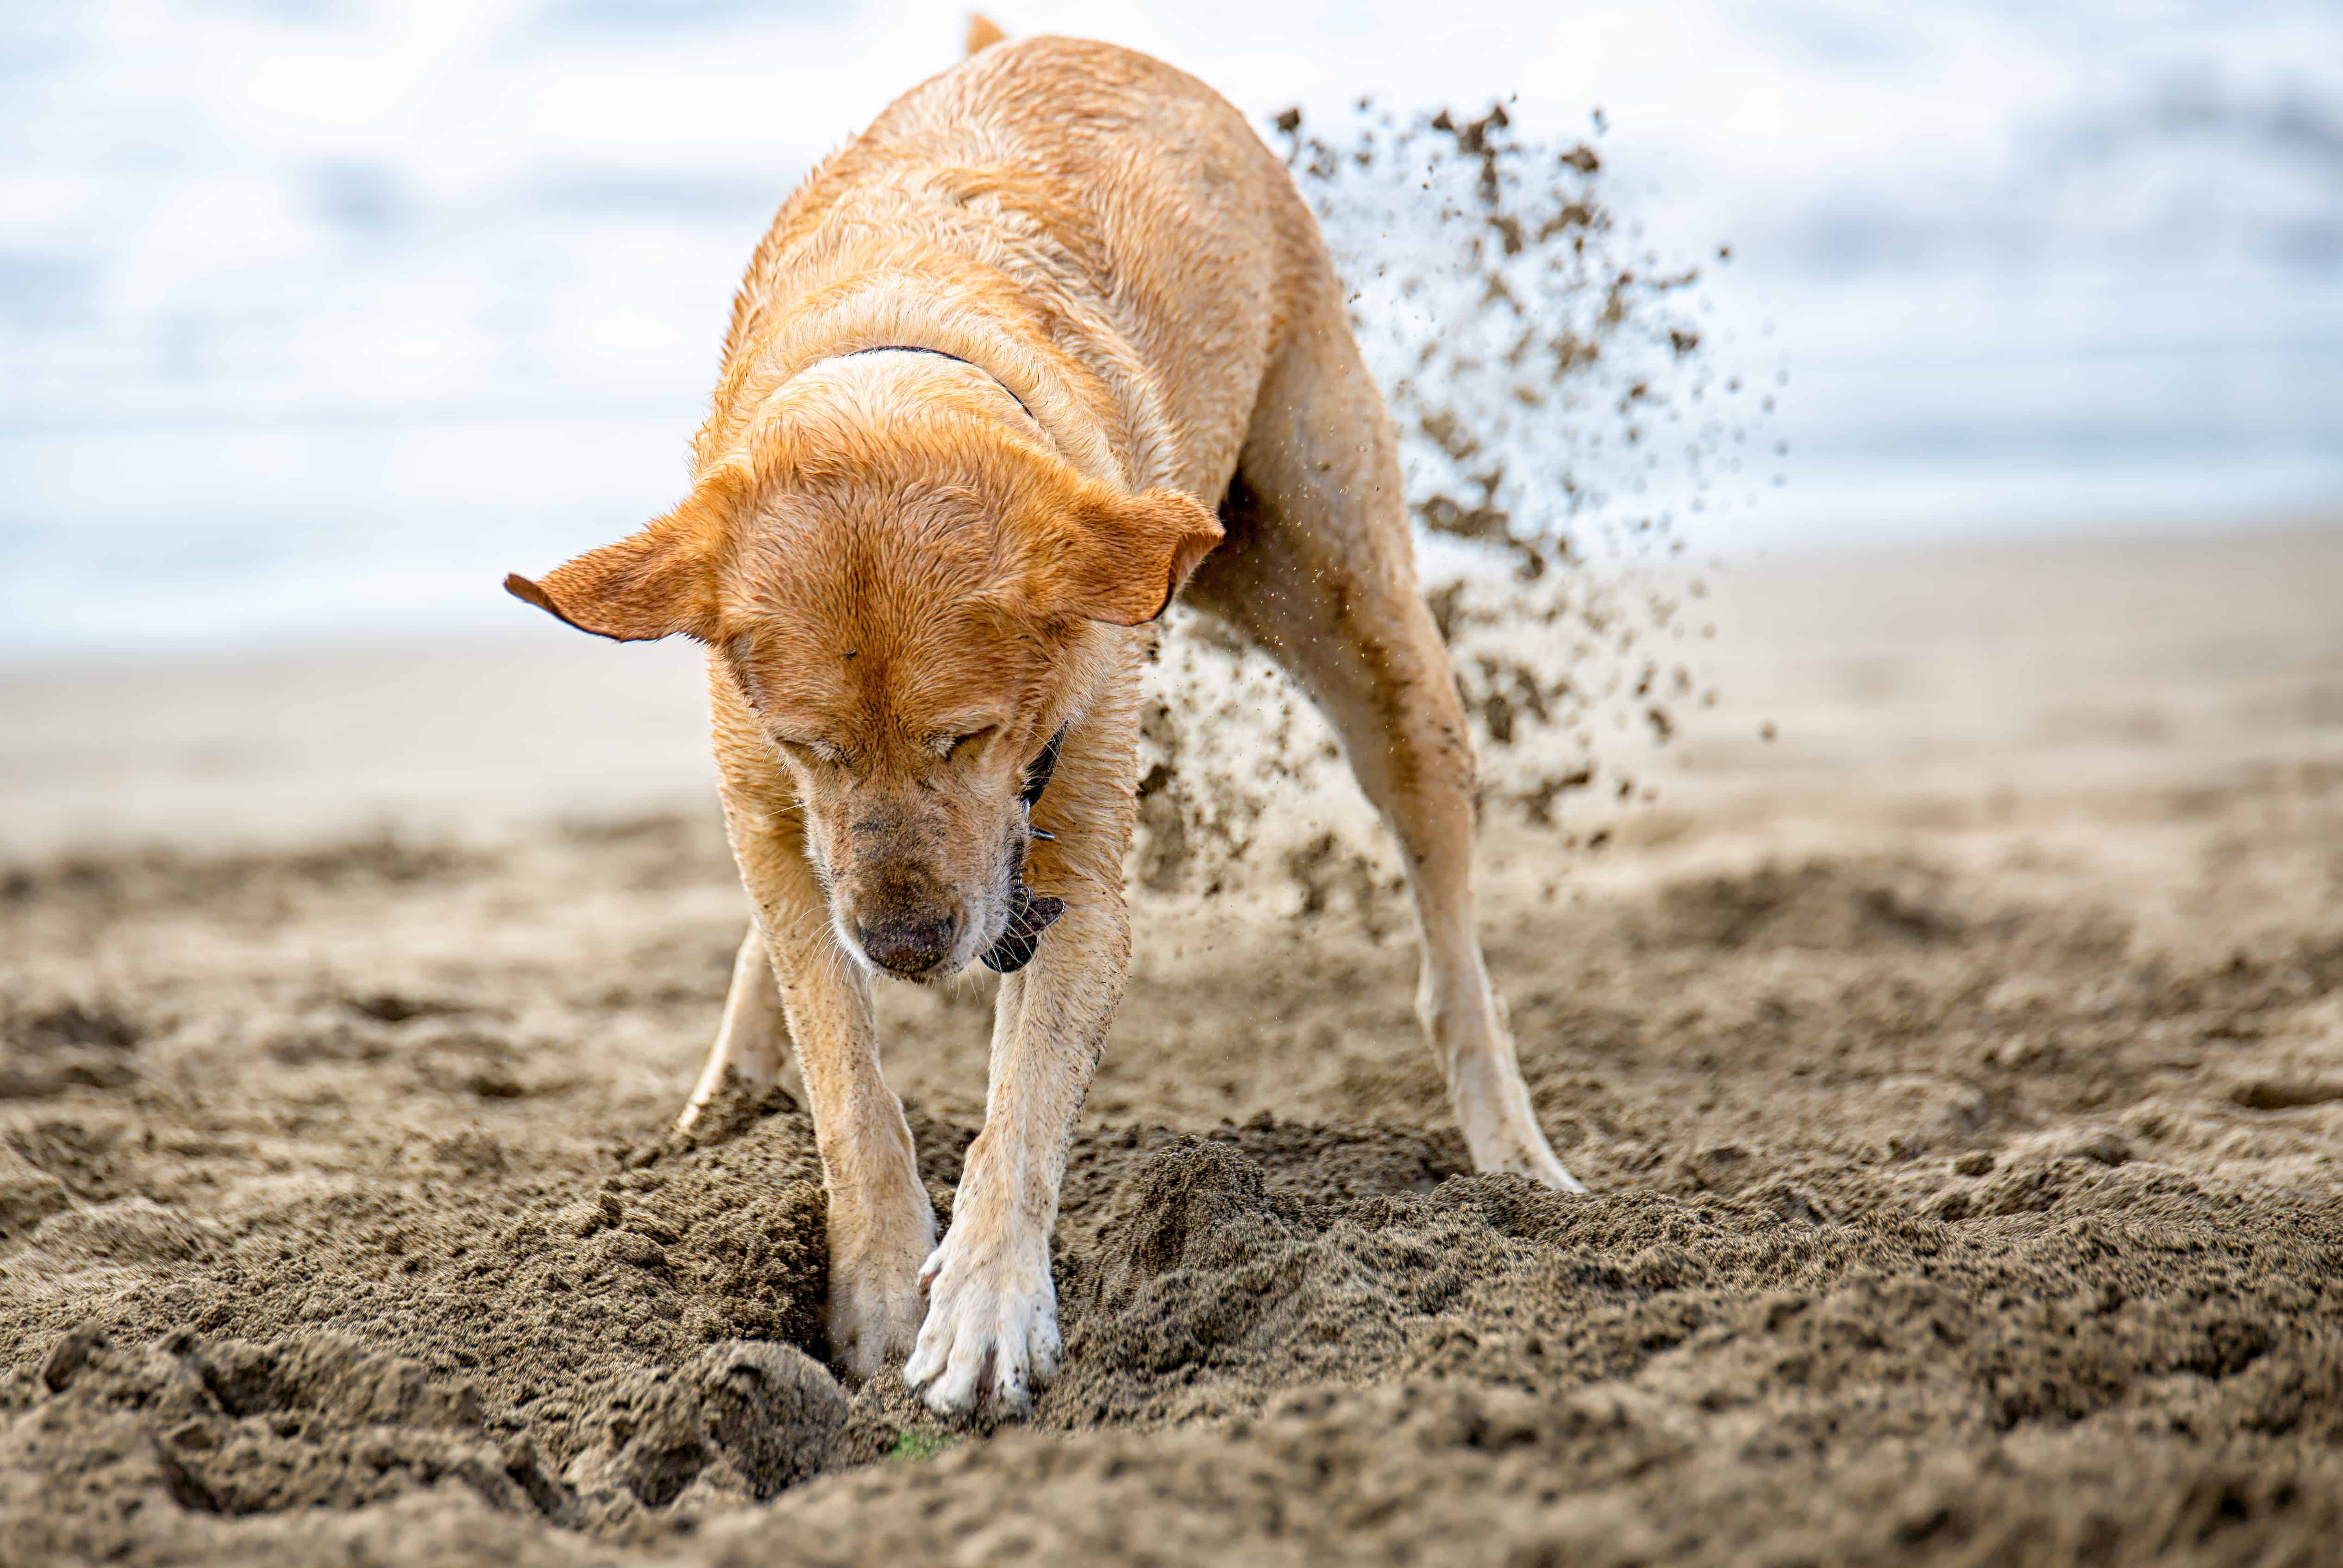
513, 31, 1582, 1421
702, 37, 1328, 504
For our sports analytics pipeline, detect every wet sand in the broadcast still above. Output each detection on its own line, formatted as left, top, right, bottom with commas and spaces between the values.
4, 522, 2342, 1566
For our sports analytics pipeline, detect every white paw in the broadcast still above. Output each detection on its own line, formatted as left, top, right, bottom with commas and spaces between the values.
1448, 1047, 1589, 1194
902, 1229, 1060, 1419
1460, 1094, 1587, 1193
1489, 1133, 1588, 1194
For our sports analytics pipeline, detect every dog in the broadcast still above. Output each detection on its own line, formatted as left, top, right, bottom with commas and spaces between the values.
507, 25, 1584, 1419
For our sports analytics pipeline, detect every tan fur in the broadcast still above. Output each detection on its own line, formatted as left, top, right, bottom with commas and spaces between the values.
509, 32, 1581, 1419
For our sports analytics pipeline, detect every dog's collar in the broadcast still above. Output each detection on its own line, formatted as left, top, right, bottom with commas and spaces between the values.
1017, 722, 1065, 809
980, 723, 1069, 974
842, 344, 1039, 424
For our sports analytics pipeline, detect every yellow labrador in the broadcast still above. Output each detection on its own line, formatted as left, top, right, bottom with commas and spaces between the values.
507, 28, 1581, 1419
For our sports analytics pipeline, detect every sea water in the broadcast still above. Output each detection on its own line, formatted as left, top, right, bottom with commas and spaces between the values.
2, 0, 2337, 656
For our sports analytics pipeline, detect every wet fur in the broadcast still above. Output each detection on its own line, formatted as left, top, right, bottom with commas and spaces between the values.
509, 30, 1581, 1419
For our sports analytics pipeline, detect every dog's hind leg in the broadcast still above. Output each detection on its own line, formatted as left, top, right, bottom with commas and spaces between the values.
676, 927, 790, 1133
1184, 316, 1585, 1193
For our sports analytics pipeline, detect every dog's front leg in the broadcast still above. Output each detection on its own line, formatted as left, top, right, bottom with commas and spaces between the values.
728, 810, 936, 1385
905, 889, 1129, 1417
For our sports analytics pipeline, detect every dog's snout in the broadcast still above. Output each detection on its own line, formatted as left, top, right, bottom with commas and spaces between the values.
857, 912, 958, 976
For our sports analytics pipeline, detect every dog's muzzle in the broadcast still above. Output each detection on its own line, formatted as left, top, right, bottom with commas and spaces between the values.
980, 724, 1067, 974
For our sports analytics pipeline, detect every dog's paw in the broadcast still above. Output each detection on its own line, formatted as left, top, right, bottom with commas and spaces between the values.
829, 1262, 925, 1385
1472, 1129, 1588, 1194
827, 1220, 933, 1385
902, 1230, 1059, 1419
1447, 1047, 1590, 1194
1457, 1068, 1587, 1192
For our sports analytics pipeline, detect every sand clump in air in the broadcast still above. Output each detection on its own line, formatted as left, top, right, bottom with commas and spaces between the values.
4, 96, 2343, 1568
1136, 102, 1764, 909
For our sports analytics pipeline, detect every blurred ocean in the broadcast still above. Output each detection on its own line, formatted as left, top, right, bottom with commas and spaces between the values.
2, 0, 2339, 655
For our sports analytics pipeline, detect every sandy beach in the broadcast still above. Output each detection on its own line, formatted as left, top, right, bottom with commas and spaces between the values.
3, 521, 2342, 1565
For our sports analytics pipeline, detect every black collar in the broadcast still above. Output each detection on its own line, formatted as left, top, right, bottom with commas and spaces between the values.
844, 345, 1038, 423
1018, 723, 1065, 809
980, 724, 1068, 974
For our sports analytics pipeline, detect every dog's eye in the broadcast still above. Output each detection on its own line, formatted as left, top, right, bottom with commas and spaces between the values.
938, 727, 994, 760
776, 735, 847, 770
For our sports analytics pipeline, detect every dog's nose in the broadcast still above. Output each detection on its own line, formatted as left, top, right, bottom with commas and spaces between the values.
857, 913, 958, 976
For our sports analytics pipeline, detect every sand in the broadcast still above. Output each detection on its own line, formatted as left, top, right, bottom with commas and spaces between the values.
4, 523, 2343, 1566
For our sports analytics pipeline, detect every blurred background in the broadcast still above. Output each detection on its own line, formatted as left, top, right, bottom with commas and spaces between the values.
2, 0, 2339, 859
3, 0, 2339, 658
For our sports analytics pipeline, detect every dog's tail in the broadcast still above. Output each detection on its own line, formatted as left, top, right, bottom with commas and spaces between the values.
965, 13, 1006, 55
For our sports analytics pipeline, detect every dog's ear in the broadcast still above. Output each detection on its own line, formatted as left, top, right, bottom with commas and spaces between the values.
1031, 485, 1224, 627
504, 483, 733, 643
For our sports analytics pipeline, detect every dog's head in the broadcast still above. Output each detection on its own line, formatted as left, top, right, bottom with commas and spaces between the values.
506, 356, 1220, 981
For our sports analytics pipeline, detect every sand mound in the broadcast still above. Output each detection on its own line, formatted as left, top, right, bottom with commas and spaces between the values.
5, 1324, 847, 1561
16, 1088, 2340, 1566
3, 545, 2343, 1563
4, 797, 2343, 1565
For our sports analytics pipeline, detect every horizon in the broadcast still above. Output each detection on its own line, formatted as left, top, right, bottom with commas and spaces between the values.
4, 0, 2340, 656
